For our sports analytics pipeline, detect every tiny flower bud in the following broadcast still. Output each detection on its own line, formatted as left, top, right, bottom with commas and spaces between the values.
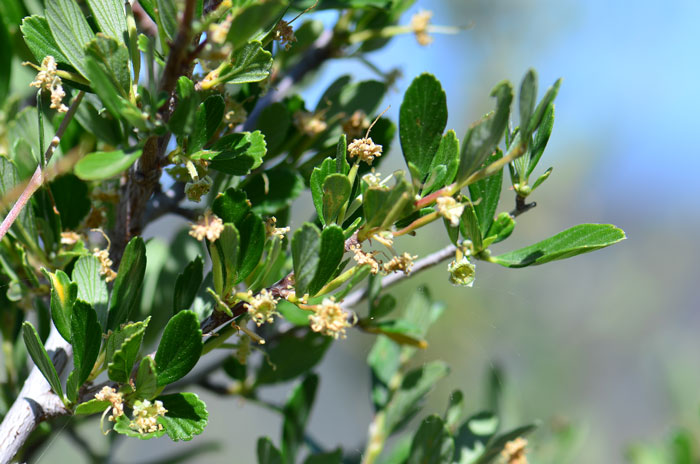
436, 196, 464, 227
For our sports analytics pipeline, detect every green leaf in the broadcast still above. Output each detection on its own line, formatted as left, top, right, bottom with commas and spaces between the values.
0, 17, 10, 105
399, 73, 448, 182
45, 270, 77, 342
377, 437, 412, 464
156, 0, 178, 41
369, 294, 396, 320
86, 0, 128, 43
157, 392, 209, 441
527, 103, 555, 178
70, 301, 101, 397
256, 332, 331, 385
212, 188, 251, 225
361, 172, 414, 236
86, 35, 131, 91
107, 236, 147, 331
206, 131, 266, 175
423, 130, 460, 195
484, 212, 515, 246
46, 0, 95, 77
282, 375, 318, 464
242, 168, 305, 215
444, 390, 464, 432
257, 437, 283, 464
21, 16, 70, 65
236, 213, 266, 283
491, 224, 626, 268
107, 319, 147, 383
169, 77, 199, 136
134, 356, 158, 400
336, 134, 350, 175
49, 175, 91, 230
292, 223, 321, 296
453, 412, 499, 464
155, 311, 203, 386
190, 95, 225, 153
468, 150, 503, 237
22, 321, 63, 399
310, 158, 337, 226
105, 318, 150, 365
74, 149, 143, 181
322, 174, 352, 225
526, 78, 562, 136
219, 41, 273, 85
407, 415, 454, 464
72, 256, 109, 330
307, 225, 345, 296
276, 300, 311, 326
384, 361, 450, 434
459, 201, 483, 252
226, 2, 285, 51
303, 449, 343, 464
74, 399, 110, 415
173, 256, 204, 314
209, 223, 239, 295
518, 69, 537, 139
457, 81, 513, 183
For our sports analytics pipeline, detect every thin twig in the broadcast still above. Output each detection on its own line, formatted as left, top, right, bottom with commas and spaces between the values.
0, 91, 85, 242
343, 243, 457, 308
509, 195, 536, 218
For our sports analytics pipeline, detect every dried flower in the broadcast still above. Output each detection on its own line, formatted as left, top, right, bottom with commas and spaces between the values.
501, 437, 528, 464
383, 252, 417, 275
274, 19, 297, 50
185, 175, 213, 202
351, 244, 381, 275
294, 110, 327, 136
372, 231, 394, 248
342, 110, 370, 140
309, 298, 355, 339
95, 386, 124, 422
348, 137, 383, 165
29, 56, 68, 112
411, 10, 434, 46
189, 211, 224, 242
265, 217, 290, 240
93, 248, 117, 282
447, 256, 476, 287
130, 399, 167, 435
436, 196, 464, 227
245, 289, 280, 326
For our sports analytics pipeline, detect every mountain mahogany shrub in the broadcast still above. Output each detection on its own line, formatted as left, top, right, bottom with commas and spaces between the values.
0, 0, 625, 462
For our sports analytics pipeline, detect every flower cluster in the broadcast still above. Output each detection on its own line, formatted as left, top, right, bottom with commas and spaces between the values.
245, 289, 280, 326
342, 110, 370, 140
29, 56, 68, 112
209, 14, 233, 44
348, 137, 383, 165
294, 110, 327, 136
274, 20, 297, 50
410, 10, 434, 46
93, 248, 117, 282
95, 386, 124, 422
350, 244, 381, 275
501, 437, 528, 464
383, 252, 417, 275
309, 298, 355, 339
189, 211, 224, 242
436, 196, 464, 227
130, 399, 167, 435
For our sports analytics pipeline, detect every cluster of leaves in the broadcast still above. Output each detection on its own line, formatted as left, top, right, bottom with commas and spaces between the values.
0, 0, 626, 461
